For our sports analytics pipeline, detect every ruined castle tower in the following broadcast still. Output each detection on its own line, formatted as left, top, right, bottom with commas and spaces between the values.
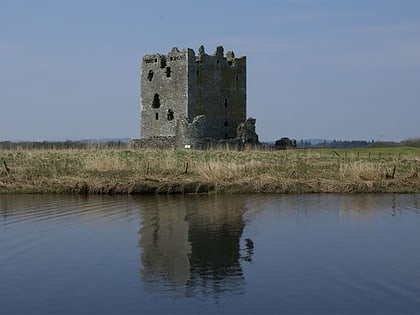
140, 45, 250, 148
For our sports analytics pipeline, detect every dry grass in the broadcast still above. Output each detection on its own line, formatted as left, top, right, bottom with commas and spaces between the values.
339, 161, 385, 181
0, 147, 419, 194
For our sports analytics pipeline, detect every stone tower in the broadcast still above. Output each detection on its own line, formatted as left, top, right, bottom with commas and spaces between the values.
140, 45, 253, 148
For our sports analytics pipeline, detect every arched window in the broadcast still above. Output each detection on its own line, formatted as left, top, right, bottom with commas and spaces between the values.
160, 57, 166, 69
147, 70, 153, 81
152, 93, 161, 108
167, 109, 174, 121
165, 67, 171, 77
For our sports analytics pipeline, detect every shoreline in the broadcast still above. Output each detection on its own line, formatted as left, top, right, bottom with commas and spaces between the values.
1, 147, 419, 194
1, 179, 418, 195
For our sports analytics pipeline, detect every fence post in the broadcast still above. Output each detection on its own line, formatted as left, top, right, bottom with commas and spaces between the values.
3, 160, 10, 175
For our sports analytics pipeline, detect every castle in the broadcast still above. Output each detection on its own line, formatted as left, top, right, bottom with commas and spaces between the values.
138, 45, 258, 149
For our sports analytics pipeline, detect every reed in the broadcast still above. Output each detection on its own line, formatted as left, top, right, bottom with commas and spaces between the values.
0, 147, 419, 194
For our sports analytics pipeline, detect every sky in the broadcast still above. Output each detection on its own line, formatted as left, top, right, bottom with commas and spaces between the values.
1, 0, 419, 142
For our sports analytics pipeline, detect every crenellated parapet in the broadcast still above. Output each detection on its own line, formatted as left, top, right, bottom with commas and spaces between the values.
142, 45, 245, 68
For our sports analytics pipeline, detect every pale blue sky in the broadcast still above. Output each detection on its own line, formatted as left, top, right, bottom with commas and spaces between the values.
1, 0, 419, 142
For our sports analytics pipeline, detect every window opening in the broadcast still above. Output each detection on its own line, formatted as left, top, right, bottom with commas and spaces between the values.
216, 59, 220, 64
155, 113, 159, 120
224, 133, 229, 139
152, 93, 161, 108
196, 69, 199, 76
224, 98, 228, 108
235, 75, 239, 82
147, 70, 153, 81
160, 57, 166, 69
167, 109, 174, 121
166, 67, 171, 77
224, 121, 229, 126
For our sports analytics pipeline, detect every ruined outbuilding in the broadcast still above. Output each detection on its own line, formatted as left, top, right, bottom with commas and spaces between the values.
136, 45, 259, 149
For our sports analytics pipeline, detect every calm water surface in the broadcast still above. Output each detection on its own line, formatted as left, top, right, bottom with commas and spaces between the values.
1, 194, 419, 314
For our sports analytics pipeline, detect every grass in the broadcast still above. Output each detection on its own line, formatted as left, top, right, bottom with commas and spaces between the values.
0, 147, 419, 194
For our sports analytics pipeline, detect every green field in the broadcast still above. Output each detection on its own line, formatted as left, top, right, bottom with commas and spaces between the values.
1, 147, 419, 194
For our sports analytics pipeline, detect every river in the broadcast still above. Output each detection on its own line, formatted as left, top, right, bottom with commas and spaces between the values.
1, 194, 419, 314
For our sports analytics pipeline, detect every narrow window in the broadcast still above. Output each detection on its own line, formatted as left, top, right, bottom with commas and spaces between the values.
147, 70, 153, 81
196, 69, 199, 76
152, 93, 161, 108
224, 121, 229, 126
224, 133, 228, 139
160, 57, 166, 69
155, 113, 159, 120
216, 59, 220, 64
165, 67, 171, 77
224, 98, 228, 108
167, 109, 174, 121
235, 75, 239, 82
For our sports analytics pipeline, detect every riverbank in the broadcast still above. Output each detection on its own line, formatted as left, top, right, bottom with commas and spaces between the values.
1, 147, 419, 194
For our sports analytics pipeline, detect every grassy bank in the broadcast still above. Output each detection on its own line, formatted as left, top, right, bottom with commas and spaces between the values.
0, 147, 419, 194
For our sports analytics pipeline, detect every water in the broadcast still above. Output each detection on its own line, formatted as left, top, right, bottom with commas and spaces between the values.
1, 194, 420, 314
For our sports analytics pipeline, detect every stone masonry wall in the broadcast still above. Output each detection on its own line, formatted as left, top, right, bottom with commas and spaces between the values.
190, 46, 246, 140
140, 45, 249, 148
141, 48, 189, 139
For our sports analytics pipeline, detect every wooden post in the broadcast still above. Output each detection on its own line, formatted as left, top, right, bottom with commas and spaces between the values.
386, 166, 397, 179
184, 162, 189, 174
3, 160, 10, 175
392, 165, 396, 179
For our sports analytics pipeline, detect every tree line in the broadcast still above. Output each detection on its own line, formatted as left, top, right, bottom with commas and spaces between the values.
297, 138, 420, 149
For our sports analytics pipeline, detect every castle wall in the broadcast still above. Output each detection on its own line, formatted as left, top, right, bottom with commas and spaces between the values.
140, 48, 189, 138
140, 46, 248, 146
189, 46, 246, 140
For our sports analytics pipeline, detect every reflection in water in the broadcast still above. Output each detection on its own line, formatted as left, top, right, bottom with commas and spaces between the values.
138, 195, 252, 298
138, 196, 191, 296
1, 194, 420, 314
185, 196, 248, 298
336, 194, 420, 218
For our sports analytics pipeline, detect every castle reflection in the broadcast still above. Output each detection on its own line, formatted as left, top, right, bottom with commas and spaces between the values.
138, 195, 252, 297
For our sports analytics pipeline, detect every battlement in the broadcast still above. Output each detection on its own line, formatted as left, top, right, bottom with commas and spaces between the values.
142, 45, 245, 67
